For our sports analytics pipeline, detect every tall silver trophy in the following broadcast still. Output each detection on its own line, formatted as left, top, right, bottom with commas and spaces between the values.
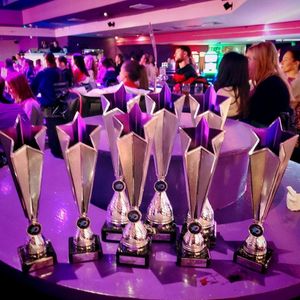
177, 118, 224, 267
56, 112, 102, 263
234, 118, 297, 272
146, 84, 184, 242
114, 104, 157, 267
185, 88, 231, 248
100, 85, 132, 242
0, 117, 56, 272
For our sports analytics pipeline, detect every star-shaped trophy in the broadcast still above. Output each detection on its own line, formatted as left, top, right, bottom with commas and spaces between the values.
56, 112, 102, 263
0, 116, 56, 272
178, 117, 224, 267
114, 103, 157, 267
140, 84, 185, 242
234, 118, 298, 272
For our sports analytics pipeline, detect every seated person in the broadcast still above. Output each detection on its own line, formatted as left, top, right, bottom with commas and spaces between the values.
31, 52, 62, 108
119, 60, 148, 90
7, 74, 43, 125
101, 58, 118, 87
58, 56, 73, 87
214, 52, 250, 119
72, 53, 90, 86
0, 76, 13, 104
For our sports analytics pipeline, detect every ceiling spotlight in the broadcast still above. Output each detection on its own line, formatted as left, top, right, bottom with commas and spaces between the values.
108, 21, 115, 27
223, 1, 233, 10
104, 12, 108, 17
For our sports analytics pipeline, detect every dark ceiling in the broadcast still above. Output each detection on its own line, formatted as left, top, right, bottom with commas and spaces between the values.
0, 0, 51, 9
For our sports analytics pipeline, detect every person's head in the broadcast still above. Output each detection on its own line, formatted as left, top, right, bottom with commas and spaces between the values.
73, 53, 89, 76
84, 54, 95, 70
115, 54, 124, 65
53, 40, 59, 47
102, 58, 115, 69
140, 53, 150, 65
45, 52, 57, 68
57, 55, 68, 68
120, 60, 148, 89
246, 41, 280, 84
174, 46, 191, 64
7, 74, 34, 103
281, 49, 300, 77
35, 59, 42, 66
5, 58, 14, 69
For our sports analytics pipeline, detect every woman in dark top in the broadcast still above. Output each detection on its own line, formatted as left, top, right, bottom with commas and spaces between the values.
244, 41, 291, 127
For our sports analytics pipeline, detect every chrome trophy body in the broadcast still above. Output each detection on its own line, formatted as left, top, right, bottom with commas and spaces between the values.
146, 84, 184, 242
57, 112, 102, 263
177, 118, 224, 267
114, 104, 157, 267
100, 85, 132, 242
234, 119, 298, 272
0, 117, 56, 272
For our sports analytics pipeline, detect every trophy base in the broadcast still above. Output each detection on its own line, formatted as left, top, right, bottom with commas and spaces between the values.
116, 242, 151, 268
101, 221, 124, 243
176, 242, 211, 268
201, 222, 217, 249
146, 221, 178, 243
69, 235, 102, 264
233, 247, 273, 273
18, 240, 57, 273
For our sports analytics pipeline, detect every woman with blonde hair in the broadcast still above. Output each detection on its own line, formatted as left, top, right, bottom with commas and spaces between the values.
244, 41, 292, 127
7, 73, 43, 125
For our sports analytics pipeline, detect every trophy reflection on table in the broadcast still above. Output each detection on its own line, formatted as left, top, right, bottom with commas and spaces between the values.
114, 104, 157, 267
177, 118, 224, 267
0, 116, 56, 272
57, 112, 102, 263
234, 118, 298, 272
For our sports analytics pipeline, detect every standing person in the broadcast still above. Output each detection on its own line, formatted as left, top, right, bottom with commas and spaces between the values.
140, 53, 157, 89
214, 52, 250, 119
57, 56, 73, 87
7, 74, 43, 125
243, 41, 292, 127
281, 49, 300, 107
114, 54, 124, 76
31, 52, 62, 108
173, 46, 198, 84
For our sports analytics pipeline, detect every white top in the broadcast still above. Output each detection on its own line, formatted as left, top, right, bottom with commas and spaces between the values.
217, 87, 239, 117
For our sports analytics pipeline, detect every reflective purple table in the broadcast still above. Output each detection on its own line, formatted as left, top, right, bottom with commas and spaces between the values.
0, 118, 300, 299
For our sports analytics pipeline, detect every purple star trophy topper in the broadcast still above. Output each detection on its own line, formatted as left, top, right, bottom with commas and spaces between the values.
144, 83, 185, 242
0, 116, 57, 272
234, 118, 298, 273
100, 85, 134, 242
189, 86, 231, 129
178, 117, 225, 267
56, 112, 102, 263
113, 103, 157, 268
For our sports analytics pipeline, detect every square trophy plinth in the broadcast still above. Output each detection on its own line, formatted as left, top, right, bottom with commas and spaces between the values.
176, 240, 211, 268
18, 240, 57, 273
69, 234, 102, 264
116, 242, 151, 268
201, 222, 217, 249
147, 221, 178, 243
233, 246, 273, 273
101, 221, 124, 243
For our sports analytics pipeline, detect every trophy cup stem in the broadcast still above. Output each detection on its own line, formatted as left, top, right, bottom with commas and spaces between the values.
27, 233, 46, 258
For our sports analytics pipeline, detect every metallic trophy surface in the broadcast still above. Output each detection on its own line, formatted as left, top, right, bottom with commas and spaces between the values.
145, 84, 184, 242
56, 112, 102, 263
0, 116, 56, 272
234, 118, 298, 272
183, 90, 231, 248
100, 84, 132, 242
177, 118, 224, 267
114, 103, 157, 267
